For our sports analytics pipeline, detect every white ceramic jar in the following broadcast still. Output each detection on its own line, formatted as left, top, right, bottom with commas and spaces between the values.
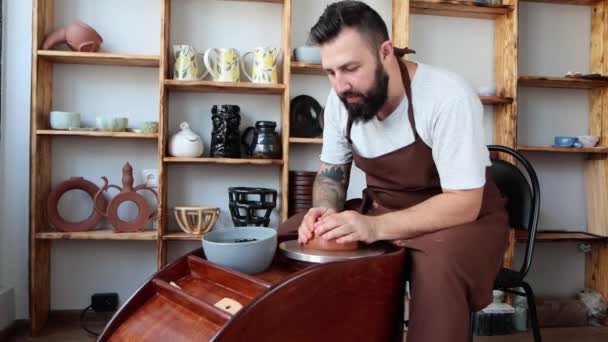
168, 122, 204, 157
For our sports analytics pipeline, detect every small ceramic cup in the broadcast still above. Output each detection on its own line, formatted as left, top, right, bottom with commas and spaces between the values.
142, 121, 159, 133
50, 111, 81, 129
113, 117, 128, 132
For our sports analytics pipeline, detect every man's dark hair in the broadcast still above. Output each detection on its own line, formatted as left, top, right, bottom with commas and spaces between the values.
308, 1, 389, 50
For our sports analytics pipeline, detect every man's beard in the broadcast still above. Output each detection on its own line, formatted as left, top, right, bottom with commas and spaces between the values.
338, 63, 389, 124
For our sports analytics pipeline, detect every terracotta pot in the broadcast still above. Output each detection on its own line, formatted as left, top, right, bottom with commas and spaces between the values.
305, 234, 359, 251
42, 20, 103, 52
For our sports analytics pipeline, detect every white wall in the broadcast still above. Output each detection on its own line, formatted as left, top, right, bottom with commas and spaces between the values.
1, 0, 33, 320
0, 0, 595, 318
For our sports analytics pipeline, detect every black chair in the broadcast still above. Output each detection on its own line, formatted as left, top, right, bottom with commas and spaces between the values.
470, 145, 541, 341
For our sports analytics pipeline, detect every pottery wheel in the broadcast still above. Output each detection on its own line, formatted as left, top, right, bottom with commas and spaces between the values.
279, 240, 387, 263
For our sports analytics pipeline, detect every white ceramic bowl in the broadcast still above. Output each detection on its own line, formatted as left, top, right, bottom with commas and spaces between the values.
294, 46, 321, 64
50, 111, 80, 129
477, 85, 497, 96
577, 135, 600, 148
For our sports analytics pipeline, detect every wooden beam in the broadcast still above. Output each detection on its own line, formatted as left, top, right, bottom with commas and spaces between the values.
393, 0, 410, 56
281, 0, 293, 222
158, 0, 171, 270
29, 0, 54, 335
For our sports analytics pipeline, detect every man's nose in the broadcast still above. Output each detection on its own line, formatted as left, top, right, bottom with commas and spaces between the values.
334, 74, 352, 94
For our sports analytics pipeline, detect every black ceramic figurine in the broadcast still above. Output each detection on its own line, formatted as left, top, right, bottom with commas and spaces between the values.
210, 105, 242, 158
228, 187, 277, 227
242, 121, 282, 159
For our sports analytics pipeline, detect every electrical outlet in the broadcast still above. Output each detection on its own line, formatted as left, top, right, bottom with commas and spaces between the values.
91, 293, 118, 312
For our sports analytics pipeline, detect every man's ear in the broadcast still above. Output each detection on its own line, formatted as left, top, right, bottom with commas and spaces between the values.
379, 41, 394, 61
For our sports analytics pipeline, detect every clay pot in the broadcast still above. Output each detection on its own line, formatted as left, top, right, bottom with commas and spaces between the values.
305, 234, 359, 251
42, 20, 103, 52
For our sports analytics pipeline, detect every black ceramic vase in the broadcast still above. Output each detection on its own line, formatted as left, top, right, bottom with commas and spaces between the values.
210, 105, 242, 158
228, 187, 277, 227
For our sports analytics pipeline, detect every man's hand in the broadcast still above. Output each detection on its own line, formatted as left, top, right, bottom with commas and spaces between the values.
298, 207, 337, 244
313, 210, 380, 244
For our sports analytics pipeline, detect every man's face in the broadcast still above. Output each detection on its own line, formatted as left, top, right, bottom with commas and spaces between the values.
320, 28, 389, 123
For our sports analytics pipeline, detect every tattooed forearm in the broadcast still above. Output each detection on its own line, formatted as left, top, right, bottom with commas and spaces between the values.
313, 162, 351, 211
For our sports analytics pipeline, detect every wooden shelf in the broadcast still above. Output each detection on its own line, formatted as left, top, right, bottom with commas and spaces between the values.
520, 0, 602, 6
519, 76, 608, 89
219, 0, 284, 3
480, 96, 514, 105
37, 50, 160, 67
516, 230, 606, 242
37, 130, 158, 139
164, 79, 285, 95
518, 145, 608, 153
164, 156, 284, 165
291, 62, 325, 76
289, 137, 323, 144
410, 0, 514, 19
162, 232, 205, 241
36, 230, 158, 240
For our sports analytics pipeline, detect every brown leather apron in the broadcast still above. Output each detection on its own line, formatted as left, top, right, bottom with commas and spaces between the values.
279, 54, 509, 342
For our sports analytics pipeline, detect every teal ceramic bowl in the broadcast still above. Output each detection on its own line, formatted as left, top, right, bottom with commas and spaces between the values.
202, 227, 277, 274
50, 111, 80, 129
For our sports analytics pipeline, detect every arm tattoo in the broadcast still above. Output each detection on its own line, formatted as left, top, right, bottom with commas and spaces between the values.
313, 162, 351, 211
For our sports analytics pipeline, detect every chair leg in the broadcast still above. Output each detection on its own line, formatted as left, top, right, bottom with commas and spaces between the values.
469, 311, 475, 342
521, 282, 542, 342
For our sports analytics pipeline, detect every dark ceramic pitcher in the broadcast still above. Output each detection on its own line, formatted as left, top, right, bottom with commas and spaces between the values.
242, 121, 281, 159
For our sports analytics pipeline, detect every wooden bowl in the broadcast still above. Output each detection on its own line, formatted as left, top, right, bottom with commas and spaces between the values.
174, 206, 220, 235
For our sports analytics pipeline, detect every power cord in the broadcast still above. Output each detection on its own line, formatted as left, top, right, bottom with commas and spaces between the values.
80, 304, 100, 337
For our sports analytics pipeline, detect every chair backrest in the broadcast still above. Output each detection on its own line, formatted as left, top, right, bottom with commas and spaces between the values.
487, 145, 540, 278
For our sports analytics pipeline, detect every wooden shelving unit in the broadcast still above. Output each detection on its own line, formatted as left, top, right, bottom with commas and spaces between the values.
37, 50, 160, 67
513, 0, 608, 307
164, 79, 286, 95
289, 137, 323, 144
290, 61, 325, 75
36, 230, 158, 240
519, 75, 608, 89
36, 130, 158, 139
515, 230, 606, 242
410, 0, 514, 19
163, 156, 284, 165
161, 232, 205, 241
518, 145, 608, 153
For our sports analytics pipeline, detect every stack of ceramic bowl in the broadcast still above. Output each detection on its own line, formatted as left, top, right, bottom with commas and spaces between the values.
289, 171, 316, 216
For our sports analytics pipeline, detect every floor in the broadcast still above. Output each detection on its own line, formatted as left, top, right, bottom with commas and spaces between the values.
6, 321, 608, 341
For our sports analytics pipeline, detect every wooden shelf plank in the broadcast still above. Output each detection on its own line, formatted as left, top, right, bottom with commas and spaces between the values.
410, 0, 514, 19
518, 145, 608, 153
163, 232, 205, 241
289, 137, 323, 144
37, 130, 158, 139
520, 0, 602, 6
480, 96, 514, 105
291, 61, 325, 76
164, 79, 285, 95
219, 0, 284, 3
516, 230, 607, 242
36, 230, 157, 240
519, 76, 608, 89
164, 156, 284, 165
37, 50, 160, 67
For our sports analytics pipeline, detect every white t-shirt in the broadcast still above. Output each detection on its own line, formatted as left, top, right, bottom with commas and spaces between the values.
320, 62, 490, 190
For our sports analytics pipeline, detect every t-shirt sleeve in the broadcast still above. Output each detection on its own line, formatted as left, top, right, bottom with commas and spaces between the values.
430, 94, 489, 190
319, 91, 353, 165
